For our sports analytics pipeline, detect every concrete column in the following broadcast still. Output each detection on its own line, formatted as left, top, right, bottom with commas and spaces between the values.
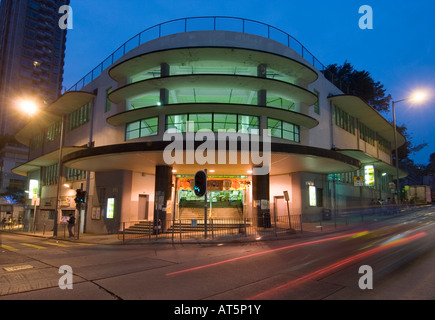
257, 90, 267, 107
160, 63, 170, 106
252, 172, 271, 228
161, 63, 170, 77
160, 88, 169, 106
257, 64, 267, 107
153, 165, 173, 233
257, 64, 267, 78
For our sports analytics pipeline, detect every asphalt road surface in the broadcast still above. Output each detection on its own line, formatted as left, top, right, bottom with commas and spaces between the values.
1, 206, 435, 302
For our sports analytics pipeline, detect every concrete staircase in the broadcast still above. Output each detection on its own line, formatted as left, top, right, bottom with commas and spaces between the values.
122, 207, 248, 236
122, 221, 154, 236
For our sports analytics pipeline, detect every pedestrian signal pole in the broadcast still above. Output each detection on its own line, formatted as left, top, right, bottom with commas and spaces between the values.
194, 169, 208, 239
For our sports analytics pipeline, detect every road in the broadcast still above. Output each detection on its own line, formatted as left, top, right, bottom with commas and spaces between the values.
1, 206, 435, 304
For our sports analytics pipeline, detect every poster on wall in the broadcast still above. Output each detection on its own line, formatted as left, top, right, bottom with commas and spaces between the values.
364, 165, 375, 186
92, 207, 102, 220
29, 179, 39, 199
107, 198, 115, 219
309, 186, 317, 207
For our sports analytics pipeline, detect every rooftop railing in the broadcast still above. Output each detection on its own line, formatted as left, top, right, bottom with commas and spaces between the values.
66, 16, 330, 93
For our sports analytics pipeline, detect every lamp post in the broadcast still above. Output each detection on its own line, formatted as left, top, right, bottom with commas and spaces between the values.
392, 92, 427, 205
18, 98, 65, 237
53, 114, 65, 237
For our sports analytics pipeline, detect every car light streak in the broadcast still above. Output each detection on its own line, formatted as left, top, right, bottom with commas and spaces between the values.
166, 231, 369, 277
248, 231, 427, 300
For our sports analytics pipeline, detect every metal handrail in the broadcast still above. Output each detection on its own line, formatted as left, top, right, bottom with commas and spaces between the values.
66, 16, 329, 92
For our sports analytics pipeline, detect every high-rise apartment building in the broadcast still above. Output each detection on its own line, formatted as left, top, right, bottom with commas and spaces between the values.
0, 0, 70, 135
0, 0, 69, 195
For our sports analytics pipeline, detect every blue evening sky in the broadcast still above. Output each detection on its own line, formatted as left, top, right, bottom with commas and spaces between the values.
61, 0, 434, 165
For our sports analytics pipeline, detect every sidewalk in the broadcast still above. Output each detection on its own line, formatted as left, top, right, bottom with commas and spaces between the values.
2, 204, 429, 246
1, 228, 123, 245
0, 221, 369, 246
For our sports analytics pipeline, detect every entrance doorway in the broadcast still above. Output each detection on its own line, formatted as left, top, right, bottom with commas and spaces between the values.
138, 194, 149, 220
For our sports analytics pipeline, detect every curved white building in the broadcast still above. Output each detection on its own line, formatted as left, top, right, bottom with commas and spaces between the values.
14, 17, 406, 235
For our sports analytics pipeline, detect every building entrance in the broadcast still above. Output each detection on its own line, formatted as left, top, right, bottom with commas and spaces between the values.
176, 176, 251, 221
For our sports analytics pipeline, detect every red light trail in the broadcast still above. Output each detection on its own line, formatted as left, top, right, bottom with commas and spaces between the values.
166, 231, 368, 277
248, 231, 427, 300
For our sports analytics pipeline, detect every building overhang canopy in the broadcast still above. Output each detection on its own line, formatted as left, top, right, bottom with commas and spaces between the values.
337, 149, 407, 179
62, 141, 360, 176
12, 147, 86, 176
15, 91, 96, 146
109, 74, 318, 106
109, 47, 319, 84
106, 103, 319, 129
328, 95, 406, 147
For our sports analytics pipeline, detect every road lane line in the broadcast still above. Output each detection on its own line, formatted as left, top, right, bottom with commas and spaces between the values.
1, 244, 19, 252
3, 265, 34, 272
20, 243, 46, 250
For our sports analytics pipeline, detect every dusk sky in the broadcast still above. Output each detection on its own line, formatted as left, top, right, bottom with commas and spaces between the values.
61, 0, 434, 165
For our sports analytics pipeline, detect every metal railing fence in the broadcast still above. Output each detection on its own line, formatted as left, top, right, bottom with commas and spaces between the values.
66, 16, 331, 93
118, 204, 425, 243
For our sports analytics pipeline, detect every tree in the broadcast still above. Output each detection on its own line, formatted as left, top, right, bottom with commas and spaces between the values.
323, 61, 392, 113
1, 186, 25, 205
425, 153, 435, 176
395, 125, 428, 163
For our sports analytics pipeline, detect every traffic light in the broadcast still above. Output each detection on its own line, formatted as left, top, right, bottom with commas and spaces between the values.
194, 170, 207, 197
74, 189, 87, 209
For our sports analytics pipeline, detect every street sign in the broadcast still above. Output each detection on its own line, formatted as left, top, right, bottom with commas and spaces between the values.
283, 191, 289, 202
354, 176, 364, 187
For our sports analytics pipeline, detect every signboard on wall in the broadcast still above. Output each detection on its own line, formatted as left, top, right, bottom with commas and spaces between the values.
107, 198, 115, 219
29, 179, 39, 199
309, 186, 317, 207
364, 165, 375, 186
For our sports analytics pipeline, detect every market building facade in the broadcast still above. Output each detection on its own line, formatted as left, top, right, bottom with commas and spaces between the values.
13, 17, 406, 234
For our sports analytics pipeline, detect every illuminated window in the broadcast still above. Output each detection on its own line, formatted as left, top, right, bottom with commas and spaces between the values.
214, 114, 237, 132
130, 67, 161, 83
128, 90, 160, 110
43, 164, 58, 185
29, 132, 44, 150
333, 105, 355, 135
68, 102, 91, 131
189, 114, 213, 132
313, 90, 320, 114
67, 168, 86, 181
378, 135, 391, 153
46, 120, 62, 142
126, 117, 159, 141
267, 67, 296, 84
267, 95, 295, 111
166, 114, 259, 134
268, 118, 300, 142
359, 122, 376, 146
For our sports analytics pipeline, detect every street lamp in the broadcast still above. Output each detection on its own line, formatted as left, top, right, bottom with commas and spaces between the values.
17, 99, 39, 117
18, 97, 65, 237
392, 91, 428, 205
